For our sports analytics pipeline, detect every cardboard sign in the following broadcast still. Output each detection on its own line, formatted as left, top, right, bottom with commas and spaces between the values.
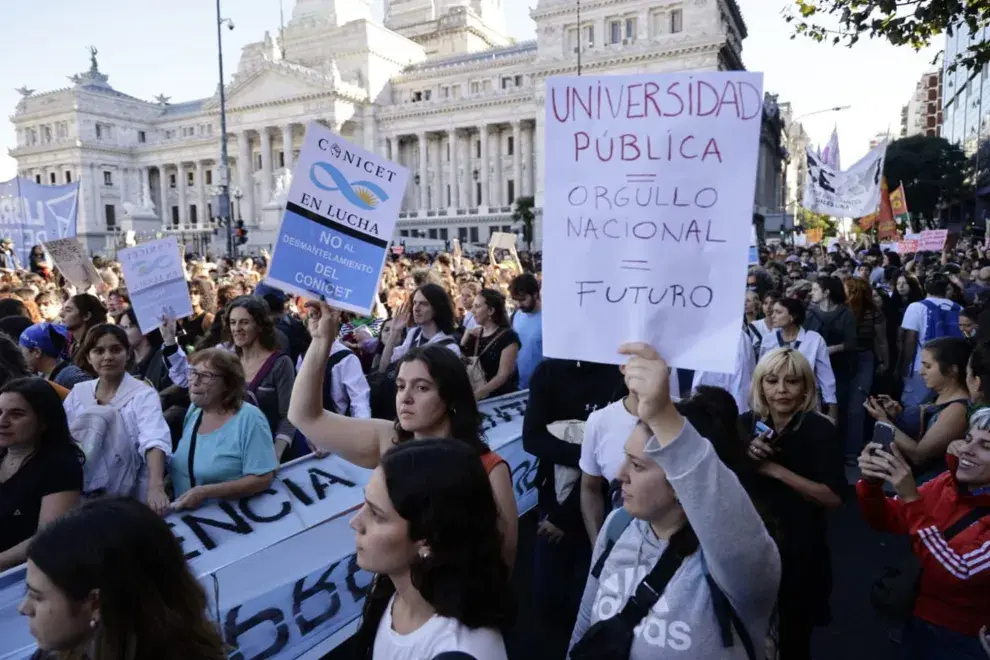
118, 236, 193, 333
918, 229, 948, 252
43, 237, 101, 290
542, 72, 764, 373
265, 124, 410, 314
488, 231, 517, 250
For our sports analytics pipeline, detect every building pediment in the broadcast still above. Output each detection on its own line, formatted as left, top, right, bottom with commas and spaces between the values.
212, 63, 334, 110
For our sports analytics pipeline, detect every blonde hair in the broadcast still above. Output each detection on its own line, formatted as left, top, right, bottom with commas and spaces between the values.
750, 347, 818, 418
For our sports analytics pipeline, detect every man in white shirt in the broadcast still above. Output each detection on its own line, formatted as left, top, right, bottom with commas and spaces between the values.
900, 273, 962, 406
578, 391, 639, 544
295, 340, 371, 418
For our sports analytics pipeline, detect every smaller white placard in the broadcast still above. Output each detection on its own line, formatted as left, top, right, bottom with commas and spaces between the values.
118, 236, 193, 333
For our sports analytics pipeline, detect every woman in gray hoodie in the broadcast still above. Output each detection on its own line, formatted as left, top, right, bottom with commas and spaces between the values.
569, 342, 781, 659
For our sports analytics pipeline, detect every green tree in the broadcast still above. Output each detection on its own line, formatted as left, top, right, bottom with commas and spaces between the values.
788, 1, 990, 73
882, 135, 969, 226
798, 208, 838, 238
512, 196, 536, 252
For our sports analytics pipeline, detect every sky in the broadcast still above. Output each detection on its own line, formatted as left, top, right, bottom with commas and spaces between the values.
0, 0, 942, 181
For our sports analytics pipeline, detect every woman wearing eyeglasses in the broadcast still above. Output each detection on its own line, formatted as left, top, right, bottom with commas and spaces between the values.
168, 348, 278, 512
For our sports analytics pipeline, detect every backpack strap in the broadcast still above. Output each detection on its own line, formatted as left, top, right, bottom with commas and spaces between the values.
323, 349, 353, 414
700, 551, 757, 660
590, 508, 634, 579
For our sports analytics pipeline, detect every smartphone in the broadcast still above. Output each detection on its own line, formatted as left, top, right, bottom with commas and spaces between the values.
754, 420, 775, 441
872, 421, 896, 453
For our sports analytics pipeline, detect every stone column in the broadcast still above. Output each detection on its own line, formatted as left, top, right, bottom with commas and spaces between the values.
449, 128, 459, 211
260, 127, 273, 207
176, 163, 188, 227
535, 114, 545, 209
385, 136, 394, 162
492, 125, 503, 207
141, 167, 152, 210
460, 132, 470, 208
237, 131, 255, 224
418, 132, 428, 211
479, 124, 489, 208
196, 162, 207, 226
524, 121, 536, 197
158, 165, 169, 224
282, 125, 294, 172
433, 136, 443, 209
512, 121, 522, 205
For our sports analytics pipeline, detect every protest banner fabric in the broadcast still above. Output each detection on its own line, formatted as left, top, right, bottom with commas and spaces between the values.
543, 72, 764, 373
802, 142, 886, 218
118, 237, 193, 333
858, 213, 877, 230
918, 229, 948, 252
0, 391, 536, 660
266, 123, 410, 315
875, 178, 899, 241
43, 237, 101, 291
0, 177, 79, 267
821, 126, 841, 170
889, 183, 909, 223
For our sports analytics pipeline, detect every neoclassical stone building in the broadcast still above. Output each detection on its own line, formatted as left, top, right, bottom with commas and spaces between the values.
9, 0, 754, 256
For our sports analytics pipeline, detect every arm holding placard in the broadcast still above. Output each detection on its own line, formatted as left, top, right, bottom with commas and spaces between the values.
288, 300, 393, 469
378, 299, 410, 371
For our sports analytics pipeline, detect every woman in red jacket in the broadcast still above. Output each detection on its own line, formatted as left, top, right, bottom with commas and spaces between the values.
857, 408, 990, 659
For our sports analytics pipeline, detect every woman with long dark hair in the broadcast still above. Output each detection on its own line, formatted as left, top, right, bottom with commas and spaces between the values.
460, 288, 520, 399
351, 439, 514, 658
290, 301, 519, 569
60, 294, 106, 360
119, 308, 171, 391
0, 378, 82, 572
20, 497, 226, 660
379, 283, 462, 369
222, 296, 295, 460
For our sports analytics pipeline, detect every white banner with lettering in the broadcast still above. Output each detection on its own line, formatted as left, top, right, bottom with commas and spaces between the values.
802, 142, 887, 218
0, 391, 536, 660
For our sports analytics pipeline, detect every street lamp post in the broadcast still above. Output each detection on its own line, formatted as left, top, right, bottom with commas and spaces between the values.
795, 105, 852, 122
216, 0, 235, 259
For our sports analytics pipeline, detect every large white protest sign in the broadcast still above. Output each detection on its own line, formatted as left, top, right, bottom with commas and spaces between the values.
543, 73, 764, 372
802, 142, 887, 218
43, 237, 101, 291
266, 124, 409, 315
118, 236, 193, 333
0, 391, 537, 660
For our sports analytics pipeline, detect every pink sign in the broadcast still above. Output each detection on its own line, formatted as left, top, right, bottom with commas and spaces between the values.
897, 239, 919, 254
918, 229, 948, 252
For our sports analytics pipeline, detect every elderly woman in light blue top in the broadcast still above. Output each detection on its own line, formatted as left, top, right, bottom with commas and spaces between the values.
169, 348, 277, 512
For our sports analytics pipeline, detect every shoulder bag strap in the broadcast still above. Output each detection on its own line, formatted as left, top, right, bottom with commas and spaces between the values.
615, 528, 694, 628
248, 352, 282, 392
477, 330, 507, 358
187, 410, 205, 488
943, 507, 990, 541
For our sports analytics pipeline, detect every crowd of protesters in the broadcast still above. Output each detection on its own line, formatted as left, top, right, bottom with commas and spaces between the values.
0, 232, 987, 660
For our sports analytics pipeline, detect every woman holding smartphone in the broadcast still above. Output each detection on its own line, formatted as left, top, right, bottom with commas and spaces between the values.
865, 337, 970, 482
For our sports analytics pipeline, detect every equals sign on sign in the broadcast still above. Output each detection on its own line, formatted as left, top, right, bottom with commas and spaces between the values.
620, 260, 651, 272
626, 173, 656, 184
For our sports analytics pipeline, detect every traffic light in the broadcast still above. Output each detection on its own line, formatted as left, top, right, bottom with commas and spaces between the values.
235, 219, 248, 246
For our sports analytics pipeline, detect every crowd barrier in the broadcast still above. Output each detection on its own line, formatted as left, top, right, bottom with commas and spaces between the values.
0, 390, 537, 660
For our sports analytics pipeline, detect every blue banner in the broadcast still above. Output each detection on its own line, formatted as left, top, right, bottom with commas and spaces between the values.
0, 177, 80, 267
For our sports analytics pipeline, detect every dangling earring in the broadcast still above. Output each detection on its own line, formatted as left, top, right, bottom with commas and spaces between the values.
89, 618, 98, 630
418, 547, 431, 560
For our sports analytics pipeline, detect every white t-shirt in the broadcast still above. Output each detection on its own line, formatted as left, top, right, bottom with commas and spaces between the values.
901, 296, 956, 373
579, 398, 639, 483
372, 595, 508, 660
